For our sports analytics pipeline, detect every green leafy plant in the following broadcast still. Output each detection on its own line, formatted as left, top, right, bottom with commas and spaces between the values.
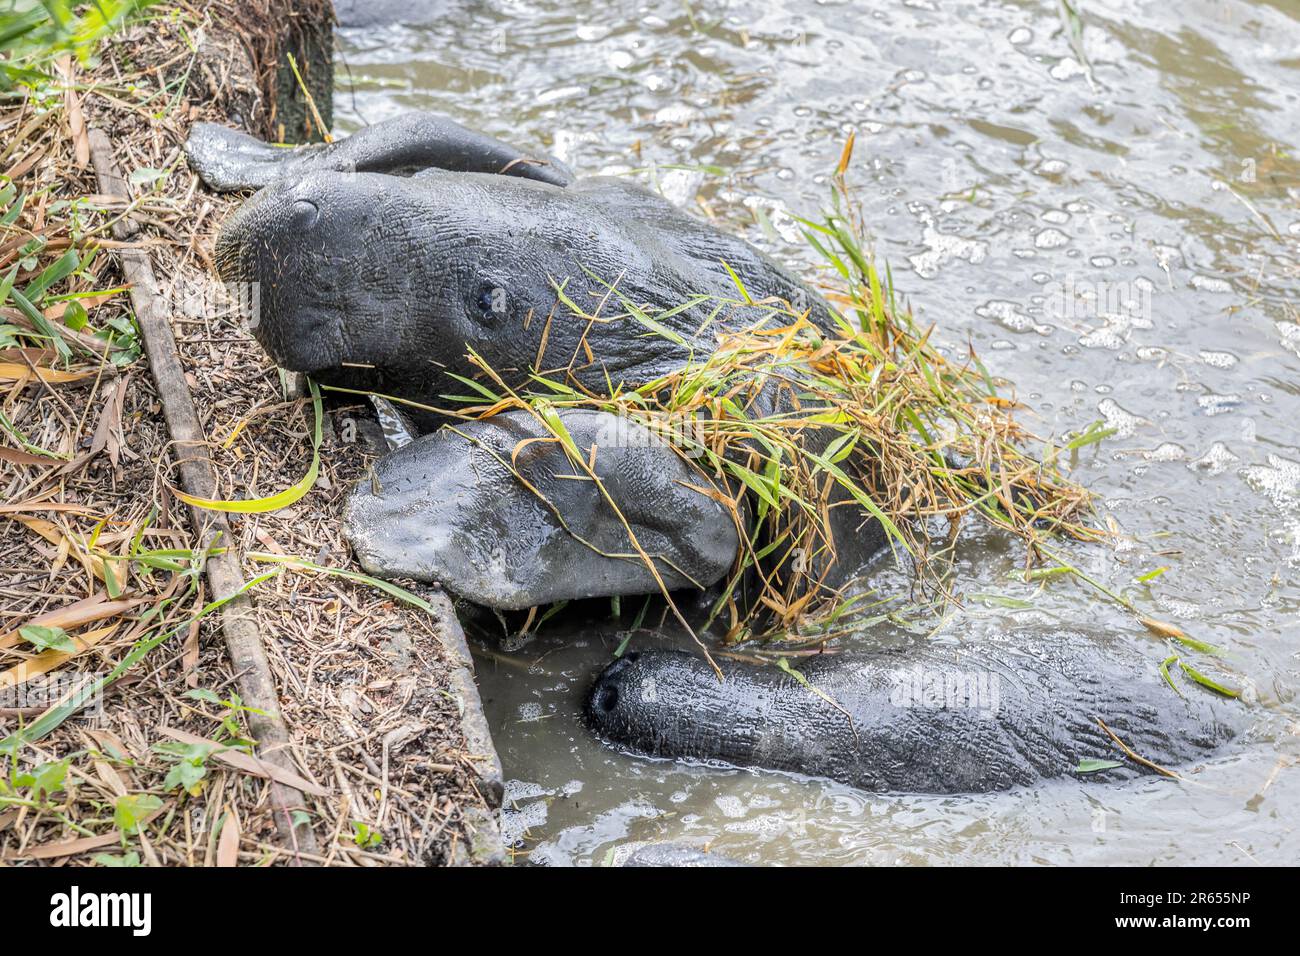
351, 821, 382, 849
0, 0, 161, 90
113, 792, 162, 835
153, 740, 214, 796
18, 623, 76, 653
183, 687, 266, 748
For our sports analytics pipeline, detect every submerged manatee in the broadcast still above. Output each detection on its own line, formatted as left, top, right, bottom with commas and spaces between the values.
585, 633, 1240, 793
345, 409, 738, 609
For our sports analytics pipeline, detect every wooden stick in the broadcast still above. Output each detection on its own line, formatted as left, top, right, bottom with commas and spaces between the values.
89, 127, 318, 862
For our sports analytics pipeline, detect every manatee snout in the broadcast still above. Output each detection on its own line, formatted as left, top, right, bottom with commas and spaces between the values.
585, 650, 734, 761
214, 171, 432, 376
586, 651, 640, 726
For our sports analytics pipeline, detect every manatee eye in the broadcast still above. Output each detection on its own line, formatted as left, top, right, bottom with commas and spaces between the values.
474, 280, 507, 321
292, 199, 320, 228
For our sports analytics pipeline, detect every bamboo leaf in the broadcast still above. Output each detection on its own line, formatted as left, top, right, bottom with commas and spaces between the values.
174, 380, 322, 513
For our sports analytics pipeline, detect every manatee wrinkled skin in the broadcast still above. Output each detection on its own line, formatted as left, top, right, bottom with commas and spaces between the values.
344, 409, 739, 610
586, 634, 1241, 794
622, 844, 745, 868
186, 113, 571, 193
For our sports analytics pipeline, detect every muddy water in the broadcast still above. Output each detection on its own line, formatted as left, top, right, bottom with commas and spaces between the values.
335, 0, 1300, 865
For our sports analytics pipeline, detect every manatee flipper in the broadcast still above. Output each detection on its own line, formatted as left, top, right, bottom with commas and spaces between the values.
184, 123, 324, 192
343, 409, 738, 610
186, 112, 574, 192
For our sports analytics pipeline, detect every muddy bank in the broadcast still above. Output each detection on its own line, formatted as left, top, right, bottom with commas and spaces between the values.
1, 1, 500, 866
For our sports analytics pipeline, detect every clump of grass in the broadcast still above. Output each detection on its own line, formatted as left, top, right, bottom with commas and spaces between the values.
452, 176, 1104, 644
1, 0, 160, 91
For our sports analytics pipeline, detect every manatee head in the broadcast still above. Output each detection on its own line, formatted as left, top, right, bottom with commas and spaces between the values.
215, 170, 510, 389
214, 169, 704, 400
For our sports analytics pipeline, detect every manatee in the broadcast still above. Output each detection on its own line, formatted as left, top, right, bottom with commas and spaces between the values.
199, 112, 835, 413
344, 408, 738, 609
585, 632, 1241, 793
194, 112, 870, 608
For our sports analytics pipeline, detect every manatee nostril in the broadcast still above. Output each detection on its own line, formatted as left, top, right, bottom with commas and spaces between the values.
625, 651, 640, 663
597, 685, 619, 713
293, 198, 320, 227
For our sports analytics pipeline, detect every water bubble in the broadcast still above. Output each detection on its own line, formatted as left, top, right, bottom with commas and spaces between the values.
1189, 274, 1233, 294
1035, 227, 1070, 249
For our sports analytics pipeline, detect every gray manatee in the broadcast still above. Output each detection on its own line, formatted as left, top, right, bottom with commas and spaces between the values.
194, 112, 865, 608
345, 408, 738, 609
585, 632, 1241, 793
200, 112, 836, 414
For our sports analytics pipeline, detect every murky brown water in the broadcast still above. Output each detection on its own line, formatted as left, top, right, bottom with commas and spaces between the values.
336, 0, 1300, 865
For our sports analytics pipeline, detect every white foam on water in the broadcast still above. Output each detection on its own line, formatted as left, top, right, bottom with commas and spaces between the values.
1049, 57, 1089, 81
725, 812, 796, 835
500, 800, 549, 847
976, 298, 1037, 332
909, 225, 988, 278
517, 701, 545, 722
1198, 349, 1239, 368
1275, 321, 1300, 358
656, 167, 704, 207
1098, 398, 1147, 438
714, 794, 747, 818
1197, 393, 1242, 416
1078, 310, 1151, 350
1189, 274, 1233, 293
1240, 455, 1300, 562
654, 103, 698, 125
1034, 227, 1070, 249
1187, 441, 1239, 475
1144, 442, 1186, 461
